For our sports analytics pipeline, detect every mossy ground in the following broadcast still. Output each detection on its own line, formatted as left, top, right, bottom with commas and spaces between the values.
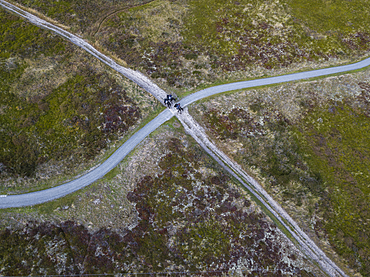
3, 0, 370, 274
191, 69, 370, 276
101, 0, 370, 94
0, 122, 316, 276
0, 10, 159, 193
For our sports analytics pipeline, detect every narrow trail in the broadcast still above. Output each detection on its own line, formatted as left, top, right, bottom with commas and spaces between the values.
91, 0, 155, 37
176, 109, 347, 277
0, 1, 358, 275
93, 8, 130, 37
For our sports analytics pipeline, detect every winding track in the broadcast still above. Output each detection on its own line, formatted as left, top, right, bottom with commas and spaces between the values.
0, 0, 367, 275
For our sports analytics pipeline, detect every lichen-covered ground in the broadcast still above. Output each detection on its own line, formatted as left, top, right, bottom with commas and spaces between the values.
190, 69, 370, 276
0, 122, 319, 276
0, 9, 160, 193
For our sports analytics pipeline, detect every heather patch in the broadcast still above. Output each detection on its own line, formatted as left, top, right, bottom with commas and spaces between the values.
11, 0, 154, 34
295, 102, 370, 276
126, 140, 306, 274
96, 0, 370, 94
0, 133, 316, 275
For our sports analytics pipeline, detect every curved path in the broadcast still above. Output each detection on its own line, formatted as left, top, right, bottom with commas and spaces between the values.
0, 110, 173, 208
0, 2, 366, 275
1, 0, 369, 208
3, 51, 369, 208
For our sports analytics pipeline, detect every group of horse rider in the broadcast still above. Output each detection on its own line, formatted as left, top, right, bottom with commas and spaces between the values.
164, 94, 183, 113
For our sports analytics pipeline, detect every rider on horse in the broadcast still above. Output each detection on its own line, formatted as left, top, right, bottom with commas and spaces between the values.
174, 103, 183, 114
164, 94, 176, 108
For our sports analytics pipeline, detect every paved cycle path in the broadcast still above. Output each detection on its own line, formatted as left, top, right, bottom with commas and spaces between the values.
181, 58, 370, 106
1, 0, 369, 211
1, 0, 370, 208
0, 110, 173, 208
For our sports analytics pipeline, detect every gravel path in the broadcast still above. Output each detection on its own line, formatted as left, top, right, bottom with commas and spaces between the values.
0, 1, 365, 275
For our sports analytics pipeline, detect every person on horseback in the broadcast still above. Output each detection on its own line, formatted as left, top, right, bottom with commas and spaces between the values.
164, 94, 176, 108
164, 98, 171, 108
168, 94, 175, 102
174, 103, 183, 114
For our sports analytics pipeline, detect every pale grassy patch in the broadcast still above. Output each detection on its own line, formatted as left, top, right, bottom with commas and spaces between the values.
119, 0, 187, 43
11, 56, 68, 100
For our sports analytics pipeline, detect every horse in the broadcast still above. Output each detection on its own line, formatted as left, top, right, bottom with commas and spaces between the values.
164, 94, 176, 108
174, 103, 183, 114
164, 98, 171, 108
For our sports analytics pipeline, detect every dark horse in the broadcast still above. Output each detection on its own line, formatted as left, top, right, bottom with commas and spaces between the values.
164, 94, 176, 108
174, 103, 183, 114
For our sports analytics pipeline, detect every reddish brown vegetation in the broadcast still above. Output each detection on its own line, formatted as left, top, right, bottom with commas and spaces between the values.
0, 138, 314, 275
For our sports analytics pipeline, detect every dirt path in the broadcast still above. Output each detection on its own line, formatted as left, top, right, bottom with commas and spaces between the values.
0, 0, 168, 103
0, 1, 357, 275
93, 8, 127, 37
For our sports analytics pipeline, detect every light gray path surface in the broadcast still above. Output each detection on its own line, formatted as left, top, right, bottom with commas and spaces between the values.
181, 58, 370, 107
2, 0, 370, 209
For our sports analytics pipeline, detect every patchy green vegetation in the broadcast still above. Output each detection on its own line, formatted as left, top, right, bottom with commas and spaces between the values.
0, 12, 65, 58
2, 0, 369, 101
192, 73, 370, 276
12, 0, 370, 93
94, 0, 370, 93
2, 0, 370, 274
0, 129, 316, 275
288, 0, 370, 36
186, 0, 370, 62
295, 102, 370, 276
1, 70, 140, 177
203, 105, 315, 208
0, 10, 159, 193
